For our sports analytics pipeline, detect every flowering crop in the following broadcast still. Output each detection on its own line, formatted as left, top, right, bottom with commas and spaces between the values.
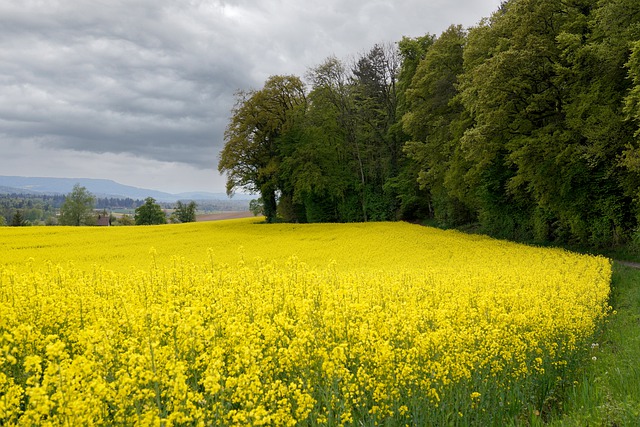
0, 219, 611, 425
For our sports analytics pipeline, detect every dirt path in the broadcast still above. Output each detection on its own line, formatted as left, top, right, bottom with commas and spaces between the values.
196, 211, 255, 222
616, 260, 640, 269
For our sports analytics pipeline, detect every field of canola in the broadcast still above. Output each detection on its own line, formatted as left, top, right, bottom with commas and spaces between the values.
0, 219, 611, 426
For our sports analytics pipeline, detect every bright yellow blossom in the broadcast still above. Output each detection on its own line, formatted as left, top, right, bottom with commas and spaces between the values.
0, 219, 611, 425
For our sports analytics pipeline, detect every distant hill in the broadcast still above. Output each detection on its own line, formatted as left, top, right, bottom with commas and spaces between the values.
0, 176, 252, 202
0, 185, 41, 195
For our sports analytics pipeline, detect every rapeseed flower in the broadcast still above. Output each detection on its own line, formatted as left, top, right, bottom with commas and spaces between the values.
0, 219, 611, 425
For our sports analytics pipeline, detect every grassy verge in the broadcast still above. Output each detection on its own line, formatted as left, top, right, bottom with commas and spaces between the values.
547, 263, 640, 426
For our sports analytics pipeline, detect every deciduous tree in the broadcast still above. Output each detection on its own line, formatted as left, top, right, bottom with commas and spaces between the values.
350, 43, 402, 221
403, 25, 472, 226
249, 199, 263, 216
219, 75, 307, 223
174, 201, 197, 223
59, 184, 96, 226
135, 197, 166, 225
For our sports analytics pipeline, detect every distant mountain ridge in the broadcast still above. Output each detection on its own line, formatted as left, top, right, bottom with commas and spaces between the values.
0, 176, 250, 202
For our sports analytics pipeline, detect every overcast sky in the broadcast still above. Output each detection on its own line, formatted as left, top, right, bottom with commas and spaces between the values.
0, 0, 502, 194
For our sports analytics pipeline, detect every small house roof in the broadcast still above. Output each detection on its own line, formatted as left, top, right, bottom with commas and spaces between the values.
97, 215, 110, 226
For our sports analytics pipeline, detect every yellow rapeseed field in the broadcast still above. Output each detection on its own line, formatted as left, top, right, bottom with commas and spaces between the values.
0, 219, 611, 425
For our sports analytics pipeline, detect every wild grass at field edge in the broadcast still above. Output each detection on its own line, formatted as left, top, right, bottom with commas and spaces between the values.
544, 263, 640, 426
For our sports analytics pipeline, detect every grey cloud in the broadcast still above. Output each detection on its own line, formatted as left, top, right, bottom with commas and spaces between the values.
0, 0, 502, 173
1, 0, 246, 167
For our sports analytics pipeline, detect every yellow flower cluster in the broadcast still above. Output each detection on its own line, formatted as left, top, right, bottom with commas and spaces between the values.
0, 219, 611, 425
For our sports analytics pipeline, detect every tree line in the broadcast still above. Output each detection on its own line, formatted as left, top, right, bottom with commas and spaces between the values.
219, 0, 640, 247
0, 193, 144, 225
0, 185, 198, 226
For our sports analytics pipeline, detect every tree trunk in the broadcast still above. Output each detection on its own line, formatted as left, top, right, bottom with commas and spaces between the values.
262, 189, 278, 223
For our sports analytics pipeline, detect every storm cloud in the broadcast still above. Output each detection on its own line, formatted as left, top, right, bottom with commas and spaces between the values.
0, 0, 502, 192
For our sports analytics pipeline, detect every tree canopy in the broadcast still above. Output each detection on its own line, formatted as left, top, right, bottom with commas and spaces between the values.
218, 0, 640, 247
135, 197, 167, 225
173, 201, 197, 223
59, 184, 96, 226
11, 210, 28, 227
219, 75, 307, 223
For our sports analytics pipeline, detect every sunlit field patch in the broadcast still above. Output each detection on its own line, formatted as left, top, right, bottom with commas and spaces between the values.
0, 219, 611, 425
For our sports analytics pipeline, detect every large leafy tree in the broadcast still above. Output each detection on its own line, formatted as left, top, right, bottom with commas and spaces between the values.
624, 42, 640, 175
454, 0, 618, 242
403, 25, 472, 226
219, 75, 306, 223
59, 184, 96, 226
555, 0, 640, 244
620, 3, 640, 212
350, 43, 402, 221
288, 56, 360, 222
174, 201, 197, 223
387, 34, 435, 220
135, 197, 166, 225
286, 46, 403, 223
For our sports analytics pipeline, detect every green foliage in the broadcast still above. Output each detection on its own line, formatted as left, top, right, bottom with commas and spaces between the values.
59, 184, 96, 226
249, 199, 263, 216
0, 194, 63, 225
135, 197, 166, 225
295, 57, 363, 221
218, 75, 307, 223
622, 41, 640, 187
390, 34, 438, 221
114, 214, 135, 226
443, 0, 639, 245
11, 210, 28, 226
173, 201, 197, 223
287, 45, 403, 223
215, 0, 640, 246
402, 25, 472, 227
